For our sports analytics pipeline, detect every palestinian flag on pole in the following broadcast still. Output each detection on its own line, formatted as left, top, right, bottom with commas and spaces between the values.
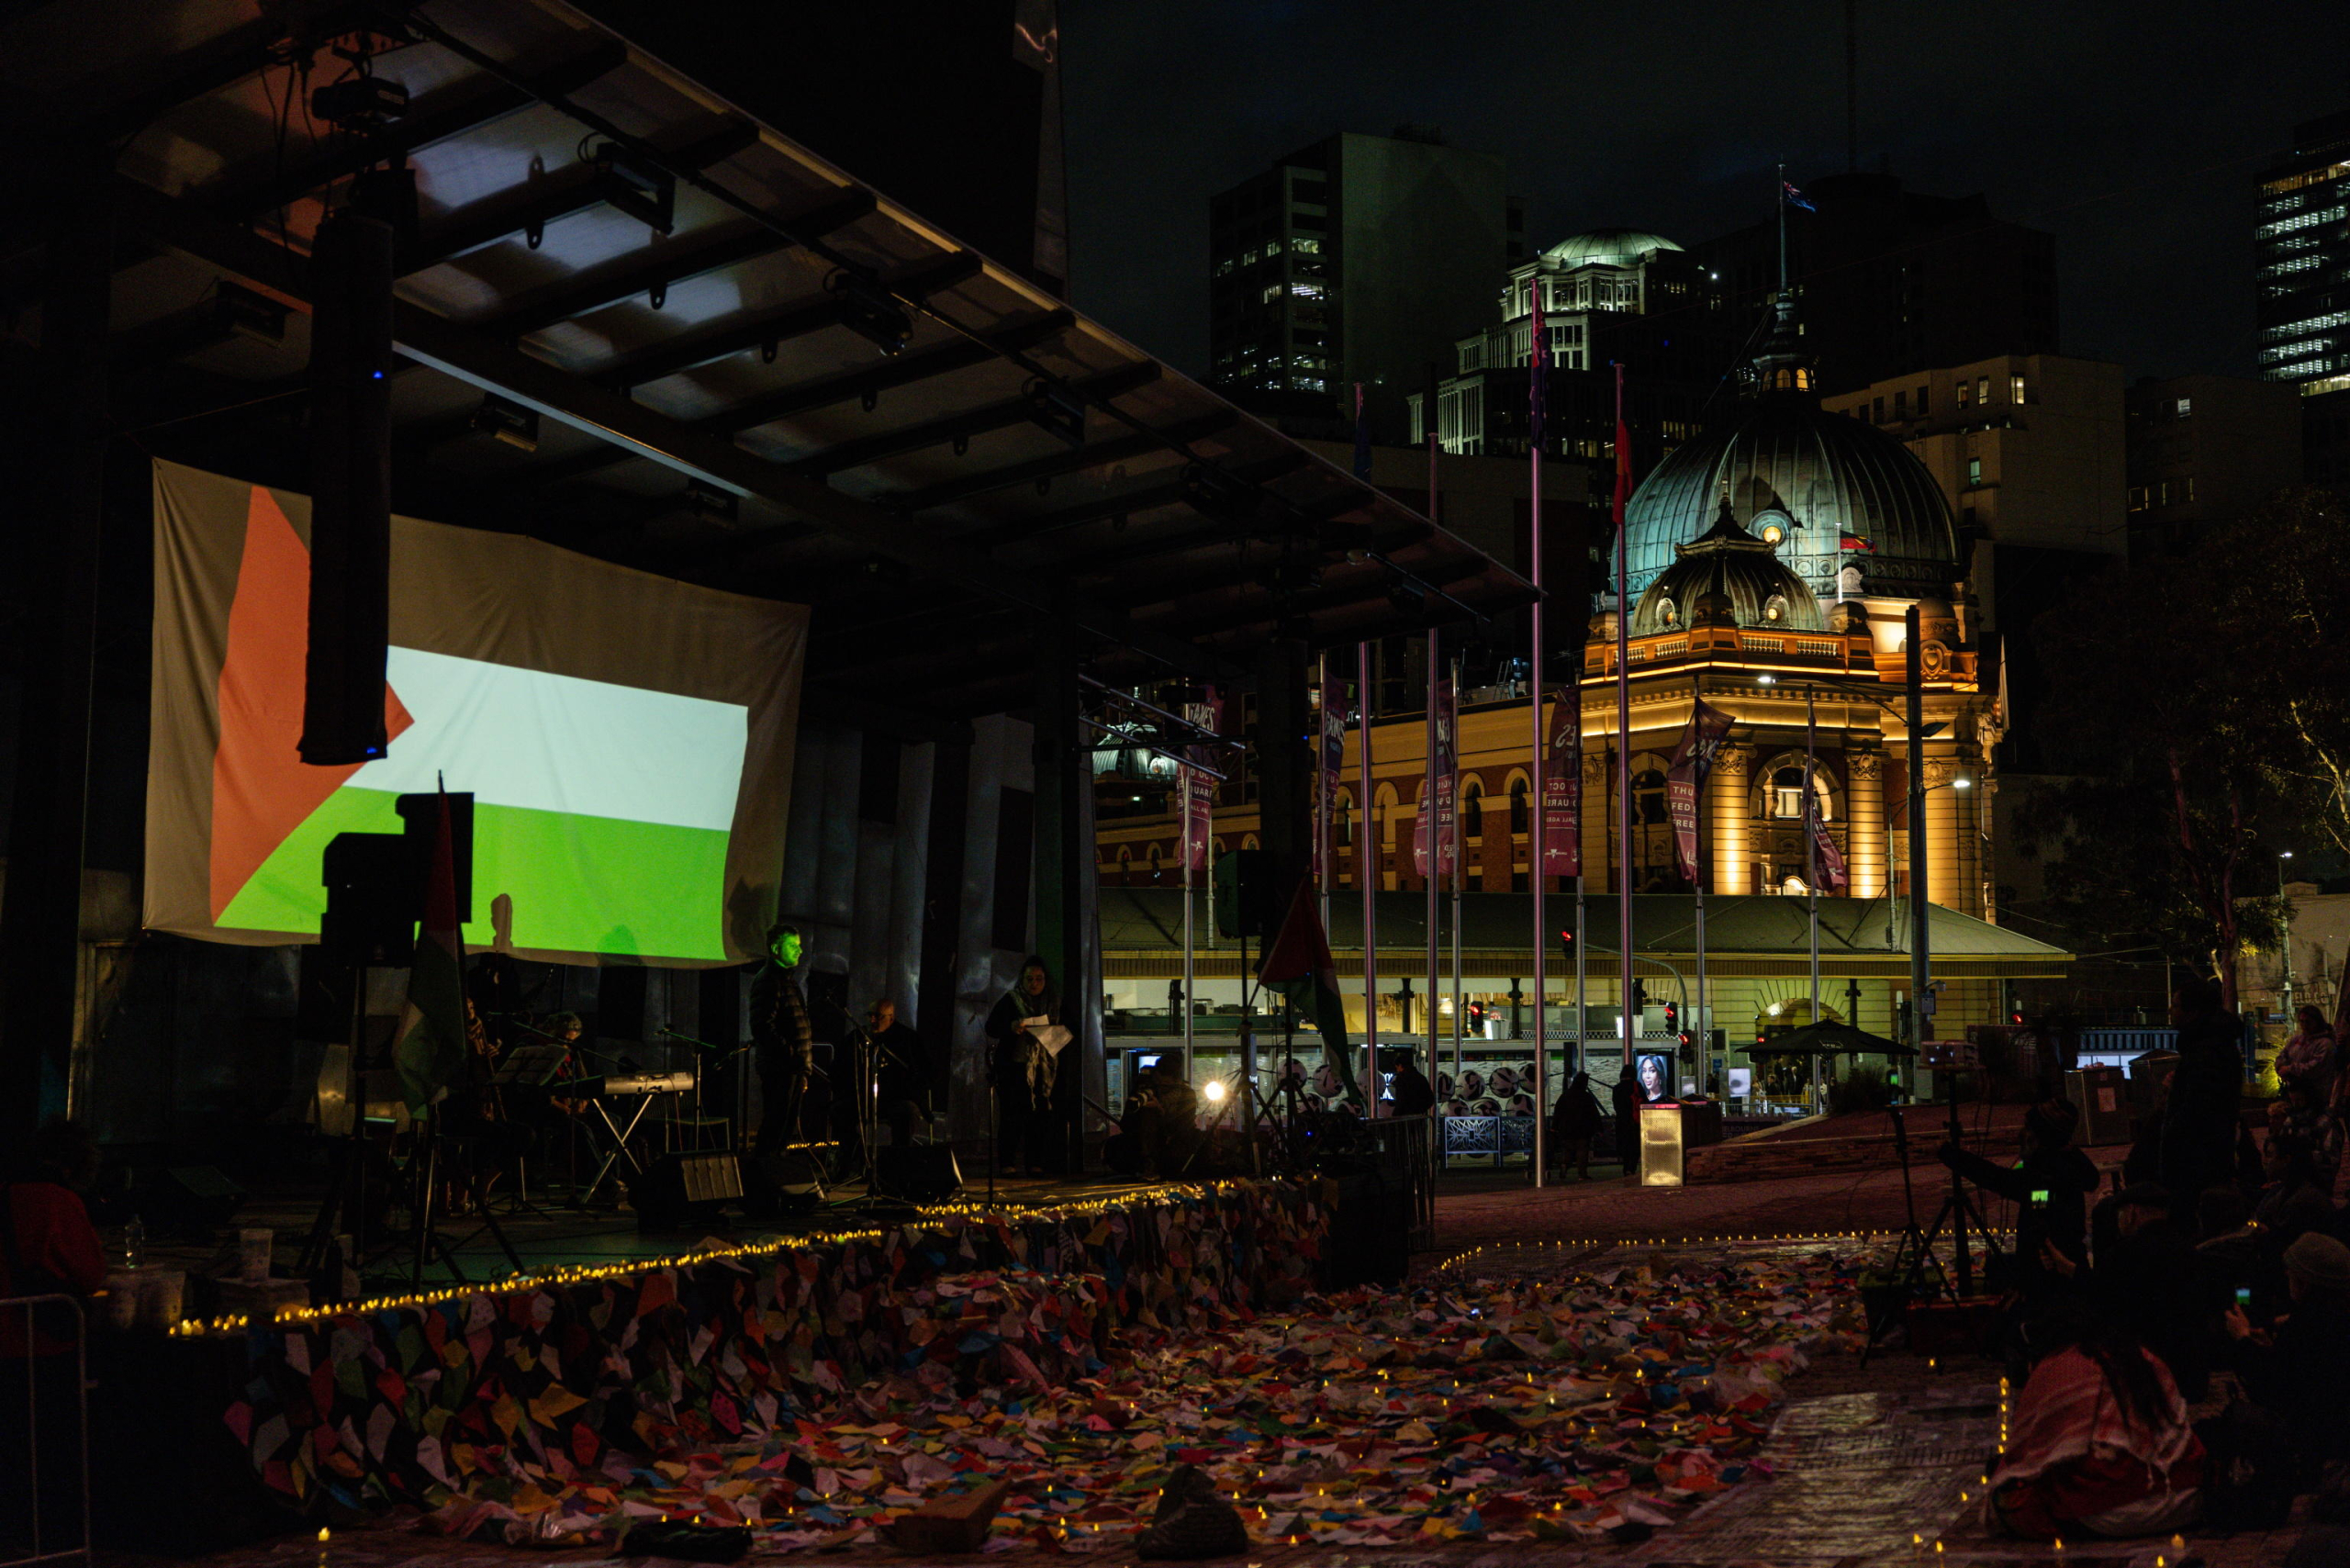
1259, 874, 1362, 1108
395, 785, 468, 1114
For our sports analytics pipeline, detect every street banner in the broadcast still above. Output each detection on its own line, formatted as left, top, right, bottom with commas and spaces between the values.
1183, 686, 1223, 873
1414, 675, 1460, 876
1666, 698, 1734, 884
1315, 677, 1347, 883
1542, 686, 1581, 876
1810, 805, 1849, 890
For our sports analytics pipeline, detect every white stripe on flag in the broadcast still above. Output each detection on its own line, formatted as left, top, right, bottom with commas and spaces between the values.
350, 647, 748, 831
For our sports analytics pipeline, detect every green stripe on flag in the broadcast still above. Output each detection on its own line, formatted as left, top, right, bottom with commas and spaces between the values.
218, 787, 733, 960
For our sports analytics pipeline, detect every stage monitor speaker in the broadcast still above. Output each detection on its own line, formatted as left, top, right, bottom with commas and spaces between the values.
742, 1148, 827, 1218
319, 831, 411, 967
875, 1145, 963, 1203
633, 1150, 744, 1229
301, 208, 396, 767
1212, 848, 1275, 939
394, 790, 474, 924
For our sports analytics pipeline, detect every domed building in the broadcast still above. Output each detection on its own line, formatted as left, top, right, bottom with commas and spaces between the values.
1583, 286, 2000, 922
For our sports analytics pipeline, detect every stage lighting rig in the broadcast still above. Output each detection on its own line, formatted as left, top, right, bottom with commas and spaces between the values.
828, 271, 912, 356
470, 394, 540, 453
311, 75, 408, 132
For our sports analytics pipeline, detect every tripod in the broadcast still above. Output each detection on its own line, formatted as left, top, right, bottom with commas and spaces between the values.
1863, 1069, 2002, 1363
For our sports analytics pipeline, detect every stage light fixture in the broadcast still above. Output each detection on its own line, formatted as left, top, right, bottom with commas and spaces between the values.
687, 480, 739, 524
590, 142, 677, 235
828, 272, 912, 356
469, 395, 540, 453
311, 75, 408, 132
1024, 377, 1088, 447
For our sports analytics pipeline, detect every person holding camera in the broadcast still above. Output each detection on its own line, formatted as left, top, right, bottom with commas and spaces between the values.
1938, 1097, 2099, 1307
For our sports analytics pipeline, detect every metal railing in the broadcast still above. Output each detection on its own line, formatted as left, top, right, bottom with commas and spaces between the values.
2076, 1027, 2178, 1058
2, 1294, 90, 1567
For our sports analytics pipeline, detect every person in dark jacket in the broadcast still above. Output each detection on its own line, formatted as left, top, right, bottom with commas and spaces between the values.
1552, 1071, 1606, 1178
1383, 1050, 1438, 1117
1, 1122, 107, 1553
986, 958, 1061, 1174
1941, 1097, 2100, 1306
2160, 976, 2243, 1224
1611, 1070, 1642, 1179
750, 924, 815, 1154
2224, 1229, 2350, 1480
2052, 1182, 2224, 1401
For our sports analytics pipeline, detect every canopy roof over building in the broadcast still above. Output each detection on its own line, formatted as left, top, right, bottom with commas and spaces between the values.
1541, 230, 1684, 270
1100, 890, 2072, 980
0, 0, 1533, 727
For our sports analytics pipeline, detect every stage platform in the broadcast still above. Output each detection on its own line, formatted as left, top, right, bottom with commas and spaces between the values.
148, 1168, 1156, 1295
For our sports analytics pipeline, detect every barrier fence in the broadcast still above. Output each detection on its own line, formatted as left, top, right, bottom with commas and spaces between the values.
2, 1294, 90, 1567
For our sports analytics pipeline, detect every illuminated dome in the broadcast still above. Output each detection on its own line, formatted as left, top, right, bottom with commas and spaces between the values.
1634, 499, 1825, 634
1543, 230, 1684, 269
1617, 395, 1961, 604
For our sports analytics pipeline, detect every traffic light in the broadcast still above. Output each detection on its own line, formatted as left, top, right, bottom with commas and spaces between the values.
1675, 1030, 1694, 1063
1632, 980, 1650, 1010
1662, 1000, 1679, 1034
1557, 926, 1575, 960
1465, 1000, 1487, 1034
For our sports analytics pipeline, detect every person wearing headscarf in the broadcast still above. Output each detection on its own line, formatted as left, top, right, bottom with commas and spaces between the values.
1985, 1304, 2203, 1540
986, 957, 1061, 1175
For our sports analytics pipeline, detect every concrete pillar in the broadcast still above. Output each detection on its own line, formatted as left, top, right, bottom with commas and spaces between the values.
1710, 742, 1754, 895
1924, 753, 1965, 912
1847, 747, 1887, 898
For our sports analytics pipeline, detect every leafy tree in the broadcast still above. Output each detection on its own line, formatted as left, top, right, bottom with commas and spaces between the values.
2012, 489, 2347, 1004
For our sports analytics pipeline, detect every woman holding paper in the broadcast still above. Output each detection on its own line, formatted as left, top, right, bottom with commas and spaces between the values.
987, 958, 1064, 1176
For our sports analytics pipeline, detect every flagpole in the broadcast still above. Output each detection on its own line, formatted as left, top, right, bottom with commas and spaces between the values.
1807, 686, 1822, 1114
1694, 673, 1707, 1094
1359, 639, 1378, 1109
1183, 767, 1195, 1079
1528, 284, 1549, 1189
1450, 653, 1465, 1082
1424, 627, 1440, 1103
1316, 651, 1331, 945
1614, 363, 1635, 1086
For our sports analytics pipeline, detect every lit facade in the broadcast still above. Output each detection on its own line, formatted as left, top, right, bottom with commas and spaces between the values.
2255, 109, 2350, 397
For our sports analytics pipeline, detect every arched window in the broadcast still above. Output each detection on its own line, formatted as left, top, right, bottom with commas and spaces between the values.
1335, 789, 1354, 846
1461, 779, 1483, 839
1376, 783, 1401, 846
1242, 834, 1259, 851
1635, 769, 1669, 824
1772, 767, 1808, 819
1509, 778, 1529, 834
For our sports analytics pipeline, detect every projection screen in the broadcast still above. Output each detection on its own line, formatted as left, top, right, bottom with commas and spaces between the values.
145, 460, 807, 966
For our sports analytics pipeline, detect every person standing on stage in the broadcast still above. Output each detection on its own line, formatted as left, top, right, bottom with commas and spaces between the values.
751, 924, 815, 1155
987, 957, 1060, 1175
864, 999, 931, 1149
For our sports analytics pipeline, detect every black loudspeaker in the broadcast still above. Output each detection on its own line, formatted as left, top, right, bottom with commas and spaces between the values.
301, 209, 396, 767
742, 1148, 828, 1217
394, 790, 474, 924
875, 1145, 963, 1203
1212, 849, 1276, 939
633, 1151, 744, 1229
320, 830, 411, 966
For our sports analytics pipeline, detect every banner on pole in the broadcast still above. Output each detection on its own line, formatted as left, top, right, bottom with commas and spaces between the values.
1182, 688, 1223, 874
1413, 676, 1460, 877
1541, 686, 1581, 876
1809, 804, 1850, 890
1315, 678, 1348, 884
1666, 698, 1734, 884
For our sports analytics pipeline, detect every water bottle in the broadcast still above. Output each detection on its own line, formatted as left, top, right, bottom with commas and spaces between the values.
123, 1214, 145, 1271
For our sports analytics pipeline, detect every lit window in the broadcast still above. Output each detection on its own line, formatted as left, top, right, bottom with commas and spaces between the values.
1967, 457, 1984, 486
1771, 767, 1808, 819
2129, 486, 2149, 511
1292, 236, 1322, 255
1762, 594, 1788, 622
2182, 475, 2197, 503
1977, 375, 1992, 404
2175, 397, 2193, 418
1956, 380, 1974, 410
2010, 374, 2027, 404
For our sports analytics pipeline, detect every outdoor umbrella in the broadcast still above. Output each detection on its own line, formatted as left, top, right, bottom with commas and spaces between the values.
1745, 1020, 1916, 1057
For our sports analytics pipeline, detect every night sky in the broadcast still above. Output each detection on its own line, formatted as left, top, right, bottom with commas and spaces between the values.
1062, 0, 2350, 386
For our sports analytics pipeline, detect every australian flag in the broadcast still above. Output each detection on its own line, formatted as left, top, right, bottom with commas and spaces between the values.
1782, 179, 1815, 212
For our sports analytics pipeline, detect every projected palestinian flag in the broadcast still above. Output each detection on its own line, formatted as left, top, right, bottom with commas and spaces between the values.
147, 461, 807, 966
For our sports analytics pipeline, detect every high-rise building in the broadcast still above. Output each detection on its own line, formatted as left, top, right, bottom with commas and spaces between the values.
2255, 110, 2350, 398
1405, 230, 1739, 501
1694, 173, 2059, 398
2124, 375, 2303, 552
1207, 129, 1519, 439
